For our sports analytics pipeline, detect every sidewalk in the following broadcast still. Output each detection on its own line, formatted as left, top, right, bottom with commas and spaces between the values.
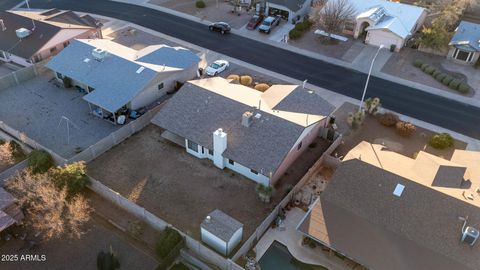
108, 0, 480, 108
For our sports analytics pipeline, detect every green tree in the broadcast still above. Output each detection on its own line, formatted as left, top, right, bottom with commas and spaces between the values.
28, 150, 54, 174
417, 20, 452, 50
51, 161, 90, 198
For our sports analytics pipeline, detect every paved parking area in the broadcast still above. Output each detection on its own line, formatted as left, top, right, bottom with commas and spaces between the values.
0, 73, 119, 159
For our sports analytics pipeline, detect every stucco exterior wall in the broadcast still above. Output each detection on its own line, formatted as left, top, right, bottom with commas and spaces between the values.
201, 227, 227, 255
270, 120, 324, 185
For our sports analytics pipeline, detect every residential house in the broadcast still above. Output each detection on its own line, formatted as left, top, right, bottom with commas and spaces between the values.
265, 0, 312, 22
201, 209, 243, 256
327, 0, 426, 51
151, 77, 335, 185
46, 39, 200, 124
448, 21, 480, 65
0, 187, 23, 233
298, 141, 480, 270
0, 9, 102, 66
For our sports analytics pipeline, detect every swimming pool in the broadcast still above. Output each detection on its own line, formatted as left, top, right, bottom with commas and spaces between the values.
258, 241, 328, 270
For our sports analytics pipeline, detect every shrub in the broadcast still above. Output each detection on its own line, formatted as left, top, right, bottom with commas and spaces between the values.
28, 150, 54, 174
424, 66, 436, 74
0, 139, 5, 145
442, 75, 454, 85
240, 75, 253, 86
62, 77, 72, 88
255, 83, 270, 92
448, 79, 461, 90
413, 59, 423, 68
97, 247, 120, 270
420, 63, 430, 71
435, 73, 447, 82
289, 29, 302, 40
195, 0, 205, 8
294, 22, 307, 32
395, 121, 416, 137
475, 58, 480, 69
432, 69, 441, 77
51, 161, 90, 198
378, 112, 399, 127
457, 83, 470, 94
155, 227, 183, 259
429, 133, 454, 149
9, 140, 26, 162
226, 74, 239, 82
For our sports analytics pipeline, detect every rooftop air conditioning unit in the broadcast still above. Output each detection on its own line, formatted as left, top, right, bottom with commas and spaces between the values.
15, 28, 31, 39
462, 226, 479, 246
242, 111, 254, 127
91, 48, 107, 61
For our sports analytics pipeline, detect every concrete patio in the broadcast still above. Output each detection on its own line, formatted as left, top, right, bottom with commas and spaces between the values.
255, 207, 355, 270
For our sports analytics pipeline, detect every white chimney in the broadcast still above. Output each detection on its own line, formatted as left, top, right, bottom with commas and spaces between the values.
242, 111, 253, 127
213, 128, 227, 169
91, 48, 107, 61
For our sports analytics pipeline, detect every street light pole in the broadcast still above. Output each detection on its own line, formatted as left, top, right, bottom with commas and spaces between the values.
358, 44, 384, 113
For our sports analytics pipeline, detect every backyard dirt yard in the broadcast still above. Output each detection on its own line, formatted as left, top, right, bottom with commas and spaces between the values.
0, 215, 158, 270
288, 30, 356, 60
88, 124, 281, 240
0, 142, 15, 172
333, 103, 467, 160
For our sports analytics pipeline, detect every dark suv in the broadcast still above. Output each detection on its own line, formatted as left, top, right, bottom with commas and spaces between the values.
208, 22, 231, 35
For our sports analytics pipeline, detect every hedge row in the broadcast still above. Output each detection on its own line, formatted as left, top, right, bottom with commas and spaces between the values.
413, 60, 470, 94
289, 20, 313, 40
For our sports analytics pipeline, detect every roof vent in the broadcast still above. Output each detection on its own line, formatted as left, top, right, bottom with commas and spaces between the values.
136, 66, 145, 74
393, 183, 405, 197
83, 58, 91, 63
0, 19, 6, 31
205, 215, 211, 223
91, 48, 107, 61
462, 226, 479, 246
242, 111, 254, 127
15, 28, 32, 39
254, 113, 262, 119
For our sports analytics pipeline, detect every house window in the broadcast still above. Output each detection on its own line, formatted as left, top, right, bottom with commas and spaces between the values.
88, 86, 95, 92
56, 72, 63, 79
297, 142, 302, 150
49, 47, 57, 53
454, 48, 472, 62
187, 140, 198, 152
228, 159, 234, 165
344, 21, 355, 32
250, 169, 258, 175
201, 146, 204, 154
158, 83, 164, 90
208, 149, 213, 155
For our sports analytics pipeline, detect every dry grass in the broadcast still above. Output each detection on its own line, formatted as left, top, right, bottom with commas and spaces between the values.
0, 142, 15, 172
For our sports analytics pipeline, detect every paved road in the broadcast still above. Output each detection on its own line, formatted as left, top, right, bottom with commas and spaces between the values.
3, 0, 480, 139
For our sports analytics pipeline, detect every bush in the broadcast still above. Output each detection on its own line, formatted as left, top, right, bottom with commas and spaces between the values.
424, 66, 436, 74
289, 29, 302, 40
97, 248, 120, 270
432, 69, 441, 77
429, 133, 454, 149
62, 77, 72, 88
413, 59, 423, 68
378, 112, 400, 127
195, 0, 205, 8
435, 73, 447, 82
255, 83, 270, 92
155, 227, 183, 259
226, 74, 239, 82
9, 140, 26, 162
395, 121, 416, 137
28, 150, 54, 174
240, 75, 252, 86
442, 75, 454, 85
448, 79, 461, 90
51, 161, 90, 198
457, 83, 470, 94
0, 139, 5, 145
420, 63, 430, 71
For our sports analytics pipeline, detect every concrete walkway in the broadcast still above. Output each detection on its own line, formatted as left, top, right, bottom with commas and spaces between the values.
255, 207, 353, 270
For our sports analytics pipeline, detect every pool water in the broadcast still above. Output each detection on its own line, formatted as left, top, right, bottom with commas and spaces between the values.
258, 241, 328, 270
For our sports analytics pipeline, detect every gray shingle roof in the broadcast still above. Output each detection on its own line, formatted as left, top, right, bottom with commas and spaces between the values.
46, 40, 199, 112
450, 21, 480, 52
151, 82, 315, 175
201, 209, 243, 242
137, 46, 201, 69
315, 159, 480, 270
267, 0, 309, 12
273, 88, 336, 116
0, 187, 16, 210
0, 11, 61, 59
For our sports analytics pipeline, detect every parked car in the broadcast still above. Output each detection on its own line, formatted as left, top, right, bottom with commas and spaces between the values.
208, 22, 231, 35
246, 14, 264, 30
258, 16, 281, 34
205, 60, 230, 76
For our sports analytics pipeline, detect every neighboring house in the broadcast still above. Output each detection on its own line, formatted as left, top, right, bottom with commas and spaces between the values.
265, 0, 312, 22
298, 141, 480, 270
151, 77, 335, 186
46, 39, 200, 124
0, 187, 24, 233
0, 9, 102, 66
447, 21, 480, 65
201, 209, 243, 256
327, 0, 426, 51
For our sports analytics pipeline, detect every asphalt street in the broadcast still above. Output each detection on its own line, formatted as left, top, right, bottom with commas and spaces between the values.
2, 0, 480, 139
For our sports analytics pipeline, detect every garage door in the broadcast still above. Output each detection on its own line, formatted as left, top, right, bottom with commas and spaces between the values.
367, 31, 398, 49
268, 7, 289, 20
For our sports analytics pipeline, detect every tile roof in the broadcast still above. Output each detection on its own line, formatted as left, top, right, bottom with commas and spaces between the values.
151, 77, 334, 175
201, 209, 243, 242
46, 39, 199, 112
449, 21, 480, 52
